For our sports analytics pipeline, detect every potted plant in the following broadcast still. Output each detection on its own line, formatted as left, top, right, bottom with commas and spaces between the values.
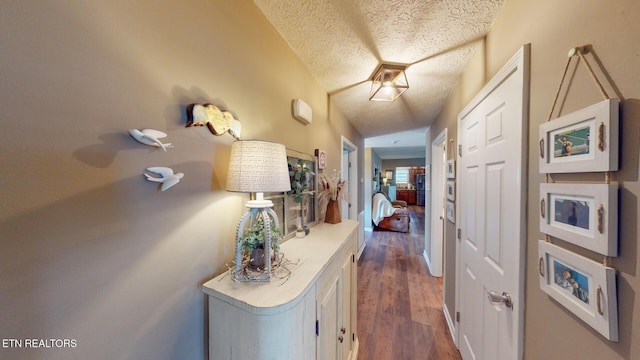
240, 215, 281, 269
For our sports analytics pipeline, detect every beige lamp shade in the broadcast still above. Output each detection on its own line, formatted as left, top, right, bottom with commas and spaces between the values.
226, 140, 292, 194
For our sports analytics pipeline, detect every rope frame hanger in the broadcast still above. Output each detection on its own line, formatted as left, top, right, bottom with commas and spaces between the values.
542, 45, 620, 268
545, 44, 618, 188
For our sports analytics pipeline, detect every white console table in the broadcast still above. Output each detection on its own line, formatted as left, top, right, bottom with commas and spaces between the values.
202, 220, 359, 360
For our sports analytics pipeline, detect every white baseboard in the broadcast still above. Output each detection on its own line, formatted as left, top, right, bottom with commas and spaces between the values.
423, 250, 434, 275
357, 241, 366, 259
443, 303, 458, 347
357, 211, 366, 259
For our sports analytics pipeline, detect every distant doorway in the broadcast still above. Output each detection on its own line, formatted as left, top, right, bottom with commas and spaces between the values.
341, 136, 358, 221
427, 129, 447, 277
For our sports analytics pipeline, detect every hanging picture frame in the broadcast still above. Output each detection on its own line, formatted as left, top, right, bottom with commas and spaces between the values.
539, 183, 618, 256
538, 240, 618, 341
539, 98, 619, 173
446, 180, 455, 201
266, 150, 317, 239
446, 201, 455, 223
447, 159, 456, 178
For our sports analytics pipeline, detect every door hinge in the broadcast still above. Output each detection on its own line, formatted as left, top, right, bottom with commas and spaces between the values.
352, 254, 355, 263
457, 228, 461, 240
349, 162, 352, 168
458, 145, 462, 157
316, 320, 319, 336
456, 311, 461, 322
352, 333, 355, 342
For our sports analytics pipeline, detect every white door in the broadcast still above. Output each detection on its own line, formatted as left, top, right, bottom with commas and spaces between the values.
457, 45, 529, 360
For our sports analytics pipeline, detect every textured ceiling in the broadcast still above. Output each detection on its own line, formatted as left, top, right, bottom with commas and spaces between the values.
254, 0, 505, 139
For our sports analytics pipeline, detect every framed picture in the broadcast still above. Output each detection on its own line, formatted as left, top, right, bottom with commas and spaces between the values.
385, 170, 394, 180
446, 201, 455, 223
446, 180, 455, 201
539, 183, 618, 256
267, 150, 317, 239
539, 98, 619, 173
538, 240, 618, 341
447, 159, 456, 178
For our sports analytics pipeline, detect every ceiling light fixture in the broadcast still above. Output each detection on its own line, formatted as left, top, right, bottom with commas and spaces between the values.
369, 64, 409, 102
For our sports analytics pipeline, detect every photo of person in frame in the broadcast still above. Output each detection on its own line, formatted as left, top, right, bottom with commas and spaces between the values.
553, 260, 589, 305
554, 198, 589, 230
559, 136, 572, 156
553, 125, 590, 158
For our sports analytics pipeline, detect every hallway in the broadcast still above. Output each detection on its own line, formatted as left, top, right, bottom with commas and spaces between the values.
358, 206, 461, 359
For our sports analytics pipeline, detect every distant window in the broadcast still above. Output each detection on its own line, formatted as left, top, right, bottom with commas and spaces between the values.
395, 167, 410, 184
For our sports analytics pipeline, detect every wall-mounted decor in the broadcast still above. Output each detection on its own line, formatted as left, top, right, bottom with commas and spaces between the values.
186, 103, 240, 138
539, 98, 619, 173
266, 150, 318, 239
144, 167, 184, 191
540, 183, 618, 256
446, 159, 456, 178
129, 129, 173, 151
315, 149, 327, 169
538, 240, 618, 341
286, 155, 316, 235
228, 118, 242, 140
446, 180, 455, 201
446, 201, 455, 223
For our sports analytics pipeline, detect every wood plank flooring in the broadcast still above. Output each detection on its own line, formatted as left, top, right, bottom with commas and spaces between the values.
357, 206, 462, 360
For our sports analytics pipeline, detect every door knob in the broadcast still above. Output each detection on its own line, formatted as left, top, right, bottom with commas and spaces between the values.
487, 290, 513, 309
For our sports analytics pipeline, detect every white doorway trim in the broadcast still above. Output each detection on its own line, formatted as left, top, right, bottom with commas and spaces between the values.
425, 129, 446, 277
341, 136, 358, 221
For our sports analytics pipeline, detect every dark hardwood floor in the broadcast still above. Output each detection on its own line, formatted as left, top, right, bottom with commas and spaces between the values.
358, 205, 461, 360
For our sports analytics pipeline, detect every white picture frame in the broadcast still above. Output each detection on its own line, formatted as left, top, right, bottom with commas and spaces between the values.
446, 159, 456, 178
539, 98, 619, 173
446, 180, 455, 201
446, 201, 455, 223
539, 183, 618, 256
538, 240, 618, 341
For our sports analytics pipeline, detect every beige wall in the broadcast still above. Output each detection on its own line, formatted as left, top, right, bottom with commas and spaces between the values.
381, 158, 426, 170
0, 1, 362, 359
431, 39, 488, 327
433, 0, 640, 358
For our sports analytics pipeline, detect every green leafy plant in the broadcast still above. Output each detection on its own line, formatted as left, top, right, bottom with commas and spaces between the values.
240, 215, 282, 256
287, 159, 314, 203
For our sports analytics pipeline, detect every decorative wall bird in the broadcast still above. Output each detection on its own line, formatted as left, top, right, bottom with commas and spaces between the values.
128, 129, 173, 151
144, 167, 184, 191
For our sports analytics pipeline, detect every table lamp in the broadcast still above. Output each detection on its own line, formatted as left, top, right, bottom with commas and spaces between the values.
226, 140, 291, 281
